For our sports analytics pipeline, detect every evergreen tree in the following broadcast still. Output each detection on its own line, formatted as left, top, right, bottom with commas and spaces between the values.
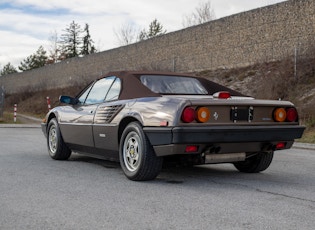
60, 21, 82, 58
81, 23, 96, 56
138, 19, 166, 41
0, 62, 18, 76
147, 19, 166, 38
18, 46, 48, 71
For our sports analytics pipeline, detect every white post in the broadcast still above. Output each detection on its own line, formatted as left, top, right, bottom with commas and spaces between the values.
14, 104, 17, 123
46, 96, 51, 111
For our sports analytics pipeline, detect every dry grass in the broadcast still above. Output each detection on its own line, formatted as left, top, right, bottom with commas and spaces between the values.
298, 129, 315, 143
4, 85, 83, 116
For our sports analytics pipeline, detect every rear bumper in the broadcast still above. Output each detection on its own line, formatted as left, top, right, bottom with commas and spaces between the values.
143, 125, 305, 156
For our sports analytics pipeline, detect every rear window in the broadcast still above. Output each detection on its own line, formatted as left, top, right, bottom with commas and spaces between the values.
140, 75, 208, 95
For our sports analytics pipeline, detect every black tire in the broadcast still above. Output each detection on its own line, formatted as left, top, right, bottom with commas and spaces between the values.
233, 151, 274, 173
119, 122, 163, 181
47, 118, 71, 160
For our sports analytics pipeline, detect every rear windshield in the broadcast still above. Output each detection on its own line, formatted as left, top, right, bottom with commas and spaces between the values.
140, 75, 208, 95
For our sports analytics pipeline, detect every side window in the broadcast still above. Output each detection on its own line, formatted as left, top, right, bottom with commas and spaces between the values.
105, 78, 121, 101
85, 77, 116, 105
77, 84, 93, 105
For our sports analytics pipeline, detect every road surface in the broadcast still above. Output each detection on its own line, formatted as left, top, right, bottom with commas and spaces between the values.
0, 127, 314, 230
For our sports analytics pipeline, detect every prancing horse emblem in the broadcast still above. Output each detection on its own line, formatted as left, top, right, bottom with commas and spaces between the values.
213, 112, 219, 120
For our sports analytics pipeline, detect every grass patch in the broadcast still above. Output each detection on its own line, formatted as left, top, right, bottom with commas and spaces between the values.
0, 112, 21, 124
297, 128, 315, 144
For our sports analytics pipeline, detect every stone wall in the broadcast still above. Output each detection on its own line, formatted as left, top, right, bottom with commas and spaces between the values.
1, 0, 314, 94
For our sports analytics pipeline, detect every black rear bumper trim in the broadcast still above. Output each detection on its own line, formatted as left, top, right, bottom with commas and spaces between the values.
144, 125, 305, 145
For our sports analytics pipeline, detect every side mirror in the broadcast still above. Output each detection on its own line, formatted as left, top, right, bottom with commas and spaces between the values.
59, 95, 79, 105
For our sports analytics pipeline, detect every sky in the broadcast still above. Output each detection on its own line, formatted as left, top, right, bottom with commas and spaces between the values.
0, 0, 287, 68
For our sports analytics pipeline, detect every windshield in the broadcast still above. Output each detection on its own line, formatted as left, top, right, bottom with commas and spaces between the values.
140, 75, 208, 95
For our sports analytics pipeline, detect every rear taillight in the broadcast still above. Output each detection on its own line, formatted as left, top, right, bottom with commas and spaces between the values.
273, 108, 286, 122
286, 108, 298, 122
181, 107, 195, 123
181, 107, 211, 123
273, 107, 298, 122
196, 107, 210, 123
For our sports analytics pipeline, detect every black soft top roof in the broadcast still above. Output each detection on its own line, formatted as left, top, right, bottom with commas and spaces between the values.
104, 71, 244, 100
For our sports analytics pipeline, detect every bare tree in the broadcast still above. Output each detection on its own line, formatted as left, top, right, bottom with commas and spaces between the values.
114, 22, 138, 46
115, 19, 167, 45
182, 1, 216, 27
47, 30, 60, 64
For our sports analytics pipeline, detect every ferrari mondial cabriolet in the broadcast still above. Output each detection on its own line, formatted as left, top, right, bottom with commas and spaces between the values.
41, 71, 305, 181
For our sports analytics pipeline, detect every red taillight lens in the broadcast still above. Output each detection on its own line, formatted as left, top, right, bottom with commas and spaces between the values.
181, 107, 195, 123
213, 91, 231, 99
286, 108, 298, 122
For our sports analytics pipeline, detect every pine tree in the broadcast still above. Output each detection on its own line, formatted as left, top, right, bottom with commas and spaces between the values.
138, 19, 166, 41
18, 46, 48, 71
147, 19, 166, 38
60, 21, 82, 58
81, 23, 96, 56
0, 62, 18, 76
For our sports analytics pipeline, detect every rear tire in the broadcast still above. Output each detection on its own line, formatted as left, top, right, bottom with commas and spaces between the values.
47, 118, 71, 160
233, 151, 274, 173
119, 122, 163, 181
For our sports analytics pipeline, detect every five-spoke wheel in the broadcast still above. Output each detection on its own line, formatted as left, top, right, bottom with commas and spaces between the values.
119, 122, 163, 181
47, 118, 71, 160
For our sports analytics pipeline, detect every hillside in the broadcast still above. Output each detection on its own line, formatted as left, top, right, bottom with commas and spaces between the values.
3, 57, 315, 142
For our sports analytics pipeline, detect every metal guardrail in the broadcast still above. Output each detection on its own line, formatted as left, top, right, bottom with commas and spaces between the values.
0, 86, 4, 119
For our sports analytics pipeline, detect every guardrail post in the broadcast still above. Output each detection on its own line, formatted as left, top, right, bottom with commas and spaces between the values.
14, 104, 17, 123
46, 96, 51, 111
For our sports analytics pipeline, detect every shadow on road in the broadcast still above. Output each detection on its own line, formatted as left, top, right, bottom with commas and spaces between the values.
67, 153, 267, 184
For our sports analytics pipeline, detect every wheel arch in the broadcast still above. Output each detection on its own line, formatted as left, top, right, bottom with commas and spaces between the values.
43, 112, 57, 134
118, 116, 142, 144
47, 112, 57, 125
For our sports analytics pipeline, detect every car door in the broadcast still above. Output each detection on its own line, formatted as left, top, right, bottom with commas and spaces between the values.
59, 77, 116, 148
93, 77, 122, 152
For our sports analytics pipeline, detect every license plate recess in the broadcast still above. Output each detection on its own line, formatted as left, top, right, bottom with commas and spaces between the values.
230, 106, 254, 122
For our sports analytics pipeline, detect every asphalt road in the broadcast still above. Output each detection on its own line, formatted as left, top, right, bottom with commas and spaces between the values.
0, 127, 314, 230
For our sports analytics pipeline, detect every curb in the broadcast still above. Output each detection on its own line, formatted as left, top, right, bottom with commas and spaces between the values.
292, 142, 315, 151
0, 124, 40, 128
17, 114, 42, 122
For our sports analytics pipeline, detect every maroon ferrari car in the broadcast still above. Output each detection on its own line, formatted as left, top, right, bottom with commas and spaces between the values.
42, 71, 305, 180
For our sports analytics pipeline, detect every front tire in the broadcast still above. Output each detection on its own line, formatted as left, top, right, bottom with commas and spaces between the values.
47, 118, 71, 160
233, 151, 274, 173
119, 122, 163, 181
